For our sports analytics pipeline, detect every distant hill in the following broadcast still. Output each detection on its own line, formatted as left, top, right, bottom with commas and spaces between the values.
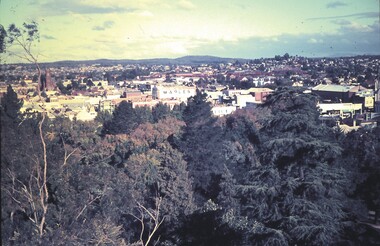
41, 55, 249, 67
174, 55, 248, 64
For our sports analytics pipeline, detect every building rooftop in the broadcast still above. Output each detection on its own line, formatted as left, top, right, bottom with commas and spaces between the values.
312, 84, 353, 92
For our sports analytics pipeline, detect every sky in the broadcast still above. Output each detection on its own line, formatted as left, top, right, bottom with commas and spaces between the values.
1, 0, 379, 62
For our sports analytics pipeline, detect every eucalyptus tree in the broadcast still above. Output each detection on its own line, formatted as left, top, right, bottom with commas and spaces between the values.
1, 22, 51, 242
6, 21, 42, 96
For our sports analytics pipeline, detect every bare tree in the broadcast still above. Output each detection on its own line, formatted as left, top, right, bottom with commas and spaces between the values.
59, 133, 79, 167
130, 197, 165, 246
3, 22, 49, 237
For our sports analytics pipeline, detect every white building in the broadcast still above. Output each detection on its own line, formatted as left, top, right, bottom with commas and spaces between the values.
318, 103, 363, 117
152, 85, 196, 102
212, 105, 237, 117
235, 94, 257, 108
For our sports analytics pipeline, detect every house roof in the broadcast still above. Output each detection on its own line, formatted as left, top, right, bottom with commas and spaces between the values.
312, 84, 353, 93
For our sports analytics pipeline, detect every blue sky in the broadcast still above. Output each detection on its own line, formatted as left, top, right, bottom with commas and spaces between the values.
1, 0, 379, 62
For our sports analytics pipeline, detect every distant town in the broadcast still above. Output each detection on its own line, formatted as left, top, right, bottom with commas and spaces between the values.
1, 54, 379, 132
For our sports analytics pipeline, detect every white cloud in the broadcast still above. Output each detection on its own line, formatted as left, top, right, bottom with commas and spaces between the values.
177, 0, 196, 10
341, 22, 375, 33
92, 20, 114, 31
307, 38, 324, 44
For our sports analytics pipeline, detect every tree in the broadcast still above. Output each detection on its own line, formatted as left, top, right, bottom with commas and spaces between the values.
86, 79, 94, 87
253, 88, 346, 244
1, 113, 51, 242
1, 22, 51, 241
43, 151, 132, 245
102, 102, 153, 135
340, 126, 380, 244
56, 81, 71, 95
179, 89, 227, 204
134, 106, 153, 126
130, 197, 165, 246
0, 84, 23, 123
6, 22, 42, 97
171, 102, 186, 120
114, 118, 194, 244
152, 102, 171, 123
103, 101, 136, 135
182, 89, 213, 127
95, 110, 113, 125
0, 24, 6, 54
216, 88, 348, 245
220, 109, 261, 181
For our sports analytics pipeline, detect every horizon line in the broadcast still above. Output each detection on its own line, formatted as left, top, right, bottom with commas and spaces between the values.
2, 53, 380, 66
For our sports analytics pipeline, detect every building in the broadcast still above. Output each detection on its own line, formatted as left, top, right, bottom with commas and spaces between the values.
222, 89, 250, 97
235, 94, 257, 108
41, 69, 56, 91
205, 91, 223, 105
212, 105, 237, 116
317, 102, 363, 118
152, 85, 196, 102
312, 84, 372, 103
312, 84, 353, 102
353, 89, 374, 111
132, 99, 181, 109
248, 88, 273, 102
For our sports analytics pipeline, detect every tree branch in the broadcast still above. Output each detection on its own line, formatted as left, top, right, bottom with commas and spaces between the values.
130, 197, 165, 246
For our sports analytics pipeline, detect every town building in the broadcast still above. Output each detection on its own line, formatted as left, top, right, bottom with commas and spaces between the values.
317, 102, 363, 118
152, 85, 196, 102
212, 105, 237, 116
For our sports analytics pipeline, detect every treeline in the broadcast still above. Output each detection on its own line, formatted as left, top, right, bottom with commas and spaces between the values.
1, 85, 379, 245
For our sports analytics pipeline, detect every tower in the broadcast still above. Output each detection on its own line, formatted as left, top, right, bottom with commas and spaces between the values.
45, 69, 55, 91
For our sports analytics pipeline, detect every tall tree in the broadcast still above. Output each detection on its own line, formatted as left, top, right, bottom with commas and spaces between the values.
179, 89, 227, 204
219, 88, 348, 245
152, 102, 171, 123
117, 117, 194, 244
1, 22, 51, 241
103, 101, 137, 135
0, 24, 6, 54
0, 85, 23, 123
182, 89, 213, 127
103, 102, 153, 135
339, 126, 380, 244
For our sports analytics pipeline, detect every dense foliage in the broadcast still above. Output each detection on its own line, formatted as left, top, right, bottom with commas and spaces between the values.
1, 86, 379, 245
